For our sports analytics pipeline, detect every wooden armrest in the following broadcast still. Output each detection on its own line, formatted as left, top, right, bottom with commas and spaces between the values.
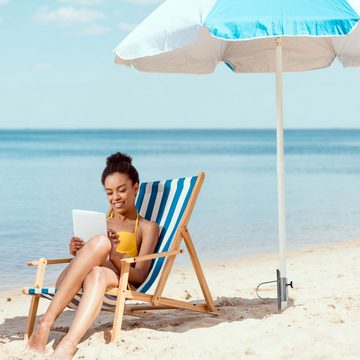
27, 258, 73, 266
120, 249, 184, 264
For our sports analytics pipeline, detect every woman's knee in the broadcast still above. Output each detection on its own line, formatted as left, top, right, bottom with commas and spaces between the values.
83, 265, 119, 289
80, 235, 111, 256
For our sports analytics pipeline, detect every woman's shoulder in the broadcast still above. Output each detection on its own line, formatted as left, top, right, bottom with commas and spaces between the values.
139, 217, 159, 234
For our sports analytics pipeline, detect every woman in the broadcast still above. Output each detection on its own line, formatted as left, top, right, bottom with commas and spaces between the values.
27, 152, 159, 360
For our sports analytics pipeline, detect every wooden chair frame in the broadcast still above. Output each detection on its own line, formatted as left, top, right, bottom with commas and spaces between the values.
23, 172, 218, 342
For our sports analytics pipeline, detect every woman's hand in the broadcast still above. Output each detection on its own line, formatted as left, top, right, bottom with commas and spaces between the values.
107, 229, 120, 260
69, 236, 84, 256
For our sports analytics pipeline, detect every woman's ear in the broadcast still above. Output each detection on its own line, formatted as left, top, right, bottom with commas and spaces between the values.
134, 182, 139, 196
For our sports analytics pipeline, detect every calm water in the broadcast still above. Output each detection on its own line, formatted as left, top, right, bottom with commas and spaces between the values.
1, 129, 360, 291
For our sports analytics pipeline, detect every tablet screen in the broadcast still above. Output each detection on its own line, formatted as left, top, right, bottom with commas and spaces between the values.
72, 209, 107, 241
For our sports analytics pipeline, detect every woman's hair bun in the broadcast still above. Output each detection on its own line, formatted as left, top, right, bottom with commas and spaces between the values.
106, 152, 132, 167
102, 151, 139, 185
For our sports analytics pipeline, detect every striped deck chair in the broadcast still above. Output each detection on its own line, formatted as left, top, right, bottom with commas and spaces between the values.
23, 172, 218, 342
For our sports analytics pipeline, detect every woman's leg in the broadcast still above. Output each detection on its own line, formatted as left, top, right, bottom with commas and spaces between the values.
54, 264, 71, 289
27, 235, 111, 353
46, 266, 119, 360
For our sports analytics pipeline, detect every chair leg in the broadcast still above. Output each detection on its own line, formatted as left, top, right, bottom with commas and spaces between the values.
111, 262, 130, 341
181, 226, 217, 312
24, 296, 40, 340
24, 258, 48, 341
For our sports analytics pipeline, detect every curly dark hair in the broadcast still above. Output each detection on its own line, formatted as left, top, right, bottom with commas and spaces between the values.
101, 152, 139, 185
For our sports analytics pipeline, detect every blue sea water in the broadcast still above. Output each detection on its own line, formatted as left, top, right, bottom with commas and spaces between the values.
0, 129, 360, 292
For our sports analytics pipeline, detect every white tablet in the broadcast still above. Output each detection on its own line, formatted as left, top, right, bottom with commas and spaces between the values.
72, 209, 107, 242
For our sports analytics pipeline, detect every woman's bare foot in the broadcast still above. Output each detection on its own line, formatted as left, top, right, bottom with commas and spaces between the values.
45, 336, 77, 360
26, 319, 52, 353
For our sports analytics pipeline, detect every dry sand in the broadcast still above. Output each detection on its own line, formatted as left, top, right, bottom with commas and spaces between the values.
1, 239, 360, 359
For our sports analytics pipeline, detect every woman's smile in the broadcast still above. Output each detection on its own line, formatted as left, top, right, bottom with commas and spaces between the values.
113, 200, 126, 209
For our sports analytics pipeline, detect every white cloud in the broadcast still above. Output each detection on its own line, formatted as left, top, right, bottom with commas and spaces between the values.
0, 0, 9, 6
58, 0, 106, 5
118, 22, 137, 32
124, 0, 163, 5
75, 23, 110, 35
34, 6, 106, 26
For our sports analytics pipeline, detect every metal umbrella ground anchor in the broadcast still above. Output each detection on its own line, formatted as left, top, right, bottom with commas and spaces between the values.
276, 269, 293, 311
256, 269, 293, 311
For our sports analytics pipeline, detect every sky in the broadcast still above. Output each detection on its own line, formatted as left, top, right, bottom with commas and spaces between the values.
0, 0, 359, 129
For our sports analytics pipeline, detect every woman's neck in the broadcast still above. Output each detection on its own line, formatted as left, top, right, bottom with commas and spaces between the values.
116, 207, 137, 221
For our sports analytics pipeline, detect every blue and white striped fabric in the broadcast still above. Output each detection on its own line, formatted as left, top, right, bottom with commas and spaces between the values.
114, 0, 360, 72
24, 175, 198, 312
135, 175, 197, 292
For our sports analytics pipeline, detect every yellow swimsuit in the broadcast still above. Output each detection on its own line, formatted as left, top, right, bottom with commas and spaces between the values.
115, 213, 139, 257
107, 210, 139, 258
107, 210, 139, 290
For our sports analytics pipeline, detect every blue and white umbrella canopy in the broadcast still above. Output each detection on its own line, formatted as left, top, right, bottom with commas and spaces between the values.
115, 0, 360, 72
113, 0, 360, 310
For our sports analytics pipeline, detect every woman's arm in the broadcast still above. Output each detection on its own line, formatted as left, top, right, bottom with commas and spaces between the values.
109, 221, 159, 286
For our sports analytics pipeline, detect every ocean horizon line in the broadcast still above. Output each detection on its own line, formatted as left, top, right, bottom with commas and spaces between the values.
1, 128, 360, 132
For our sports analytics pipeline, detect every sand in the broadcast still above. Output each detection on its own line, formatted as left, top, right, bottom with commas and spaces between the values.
1, 239, 360, 359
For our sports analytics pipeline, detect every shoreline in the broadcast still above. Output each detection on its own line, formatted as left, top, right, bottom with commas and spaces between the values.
1, 238, 360, 359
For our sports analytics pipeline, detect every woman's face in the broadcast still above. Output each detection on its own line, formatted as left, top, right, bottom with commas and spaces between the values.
104, 172, 139, 215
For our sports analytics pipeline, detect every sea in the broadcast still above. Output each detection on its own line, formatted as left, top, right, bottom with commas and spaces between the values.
1, 129, 360, 292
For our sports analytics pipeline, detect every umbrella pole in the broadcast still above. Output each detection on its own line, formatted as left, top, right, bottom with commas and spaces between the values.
275, 37, 288, 310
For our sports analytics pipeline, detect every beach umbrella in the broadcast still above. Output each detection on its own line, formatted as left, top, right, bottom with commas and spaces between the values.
113, 0, 360, 310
